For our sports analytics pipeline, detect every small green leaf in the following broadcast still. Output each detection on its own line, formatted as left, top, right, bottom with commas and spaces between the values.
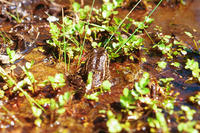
50, 99, 58, 110
101, 80, 111, 91
178, 121, 198, 133
171, 62, 180, 68
86, 72, 93, 92
72, 2, 80, 12
157, 61, 167, 69
57, 107, 66, 114
0, 90, 4, 98
32, 106, 42, 118
85, 92, 100, 102
185, 31, 193, 38
34, 118, 42, 127
145, 16, 154, 24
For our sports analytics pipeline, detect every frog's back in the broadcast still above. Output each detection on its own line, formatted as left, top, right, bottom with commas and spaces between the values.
82, 47, 110, 88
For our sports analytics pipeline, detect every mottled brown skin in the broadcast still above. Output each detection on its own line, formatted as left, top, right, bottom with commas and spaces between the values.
82, 47, 110, 88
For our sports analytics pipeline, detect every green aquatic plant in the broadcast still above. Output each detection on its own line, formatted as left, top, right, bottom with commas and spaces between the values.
159, 77, 174, 91
49, 92, 71, 114
120, 72, 150, 110
148, 107, 169, 133
47, 15, 83, 65
185, 31, 199, 52
119, 70, 180, 132
47, 0, 161, 64
5, 10, 22, 23
0, 31, 13, 45
85, 71, 93, 93
6, 48, 19, 64
77, 0, 95, 65
120, 87, 136, 109
152, 33, 188, 63
185, 59, 200, 82
181, 105, 196, 121
48, 73, 66, 90
157, 61, 167, 69
85, 92, 100, 102
174, 105, 199, 133
178, 121, 198, 133
115, 0, 163, 54
189, 92, 200, 106
72, 2, 91, 19
100, 80, 111, 92
104, 0, 142, 48
170, 62, 180, 68
0, 65, 45, 112
39, 73, 66, 90
134, 72, 150, 95
85, 72, 111, 101
32, 105, 42, 127
106, 110, 130, 133
21, 61, 36, 92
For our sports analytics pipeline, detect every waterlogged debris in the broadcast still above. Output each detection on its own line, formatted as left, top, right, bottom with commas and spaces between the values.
0, 48, 23, 64
47, 16, 59, 22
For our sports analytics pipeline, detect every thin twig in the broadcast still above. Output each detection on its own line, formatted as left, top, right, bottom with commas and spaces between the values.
0, 0, 14, 5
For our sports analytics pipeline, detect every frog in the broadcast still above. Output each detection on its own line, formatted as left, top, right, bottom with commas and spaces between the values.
81, 47, 110, 88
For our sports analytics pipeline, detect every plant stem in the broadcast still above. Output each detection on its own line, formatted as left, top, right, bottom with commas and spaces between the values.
115, 0, 163, 54
78, 0, 96, 65
104, 0, 142, 48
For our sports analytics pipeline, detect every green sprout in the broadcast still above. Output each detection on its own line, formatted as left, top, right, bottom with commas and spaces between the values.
185, 31, 199, 51
120, 72, 150, 110
106, 110, 122, 133
157, 61, 167, 69
21, 61, 36, 92
85, 92, 100, 102
6, 48, 19, 64
0, 31, 13, 45
181, 105, 196, 121
5, 10, 22, 23
0, 66, 45, 112
189, 92, 200, 105
32, 105, 42, 127
148, 107, 169, 133
100, 80, 111, 92
86, 71, 93, 93
49, 92, 71, 114
185, 59, 200, 82
178, 121, 198, 133
134, 72, 150, 95
106, 110, 130, 133
171, 62, 181, 68
159, 77, 174, 91
120, 88, 136, 109
48, 73, 66, 90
